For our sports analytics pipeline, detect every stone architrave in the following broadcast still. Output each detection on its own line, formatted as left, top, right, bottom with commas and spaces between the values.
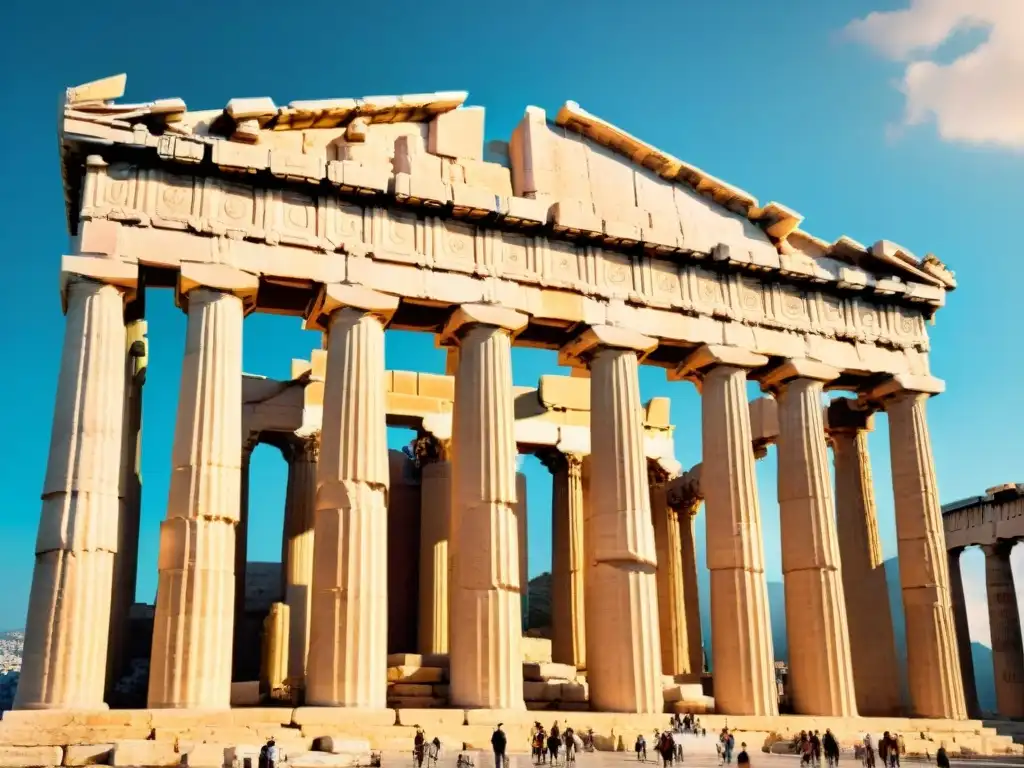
106, 315, 147, 695
304, 285, 397, 708
17, 266, 136, 710
762, 360, 856, 717
418, 441, 451, 655
983, 542, 1024, 718
282, 435, 318, 685
826, 399, 901, 716
674, 345, 777, 716
871, 375, 967, 719
562, 325, 662, 713
666, 476, 705, 678
541, 450, 586, 670
443, 304, 527, 710
948, 548, 982, 718
651, 476, 691, 677
149, 265, 256, 709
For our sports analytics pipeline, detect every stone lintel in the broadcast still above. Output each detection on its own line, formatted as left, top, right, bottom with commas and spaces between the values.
864, 373, 945, 403
825, 397, 876, 433
59, 255, 139, 314
669, 344, 768, 382
439, 303, 528, 346
758, 358, 840, 393
175, 262, 259, 313
557, 324, 656, 369
304, 282, 400, 332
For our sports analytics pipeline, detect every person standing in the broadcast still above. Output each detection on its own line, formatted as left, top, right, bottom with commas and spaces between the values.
636, 734, 647, 762
936, 746, 949, 768
492, 723, 508, 768
822, 730, 839, 768
737, 743, 750, 767
266, 740, 279, 768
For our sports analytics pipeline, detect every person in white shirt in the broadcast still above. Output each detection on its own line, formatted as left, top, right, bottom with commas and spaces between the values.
266, 740, 279, 768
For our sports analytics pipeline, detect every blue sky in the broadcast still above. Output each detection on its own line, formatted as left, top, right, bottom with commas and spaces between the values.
0, 0, 1020, 649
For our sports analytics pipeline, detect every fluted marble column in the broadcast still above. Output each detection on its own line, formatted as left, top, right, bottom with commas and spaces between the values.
516, 472, 529, 629
150, 268, 255, 709
564, 325, 661, 713
874, 375, 967, 719
419, 445, 451, 655
232, 442, 253, 682
948, 548, 981, 718
17, 270, 135, 710
763, 360, 856, 716
445, 304, 526, 709
283, 435, 318, 685
826, 399, 901, 716
984, 542, 1024, 718
651, 477, 690, 677
542, 450, 586, 670
106, 315, 147, 695
675, 345, 776, 716
667, 477, 705, 678
305, 285, 397, 708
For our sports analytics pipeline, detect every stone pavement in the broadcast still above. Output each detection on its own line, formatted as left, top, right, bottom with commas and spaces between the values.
372, 754, 1024, 768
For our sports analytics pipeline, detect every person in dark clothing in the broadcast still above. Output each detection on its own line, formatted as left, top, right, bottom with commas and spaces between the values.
936, 747, 949, 768
658, 731, 674, 767
737, 743, 749, 766
823, 729, 839, 768
810, 732, 821, 768
492, 724, 508, 768
547, 731, 560, 764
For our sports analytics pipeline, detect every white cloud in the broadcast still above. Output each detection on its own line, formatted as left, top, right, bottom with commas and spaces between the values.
845, 0, 1024, 150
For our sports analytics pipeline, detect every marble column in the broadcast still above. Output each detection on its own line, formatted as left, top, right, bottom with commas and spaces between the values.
232, 442, 253, 682
542, 450, 586, 670
563, 325, 661, 713
873, 375, 967, 719
516, 471, 529, 629
667, 478, 705, 678
305, 285, 397, 708
17, 270, 135, 710
674, 345, 777, 716
651, 477, 691, 677
948, 548, 982, 718
106, 315, 147, 695
419, 442, 451, 655
283, 435, 318, 686
826, 399, 901, 716
149, 267, 255, 709
445, 304, 527, 710
984, 542, 1024, 718
763, 360, 856, 717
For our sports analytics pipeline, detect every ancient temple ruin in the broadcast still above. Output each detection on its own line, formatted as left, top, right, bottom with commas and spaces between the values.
11, 72, 1018, 761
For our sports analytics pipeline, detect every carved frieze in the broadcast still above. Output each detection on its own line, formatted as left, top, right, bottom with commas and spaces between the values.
78, 161, 932, 354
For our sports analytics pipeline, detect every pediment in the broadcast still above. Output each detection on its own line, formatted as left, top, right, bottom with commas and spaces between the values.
58, 74, 955, 306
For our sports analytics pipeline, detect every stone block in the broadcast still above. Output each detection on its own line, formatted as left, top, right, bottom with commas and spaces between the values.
288, 752, 369, 768
387, 696, 448, 709
0, 727, 147, 747
389, 683, 433, 697
312, 736, 372, 754
393, 709, 466, 729
0, 746, 64, 767
387, 665, 446, 684
291, 709, 397, 728
62, 744, 114, 766
560, 682, 589, 703
224, 745, 261, 765
429, 107, 485, 161
522, 662, 575, 681
111, 739, 179, 767
178, 742, 230, 768
520, 638, 553, 664
230, 681, 262, 706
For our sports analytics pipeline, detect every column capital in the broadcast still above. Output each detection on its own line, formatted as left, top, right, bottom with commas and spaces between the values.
863, 374, 945, 405
757, 358, 840, 394
669, 344, 767, 383
537, 447, 584, 476
303, 282, 399, 332
982, 540, 1016, 559
558, 324, 656, 369
60, 255, 139, 314
666, 468, 703, 517
825, 397, 876, 434
175, 262, 259, 314
439, 303, 528, 346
